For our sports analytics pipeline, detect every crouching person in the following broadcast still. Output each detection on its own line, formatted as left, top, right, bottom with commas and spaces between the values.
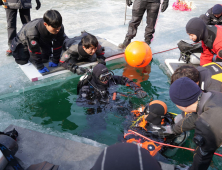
11, 10, 67, 73
60, 32, 106, 75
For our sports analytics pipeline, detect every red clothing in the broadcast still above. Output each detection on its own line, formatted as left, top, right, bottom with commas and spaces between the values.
200, 25, 222, 65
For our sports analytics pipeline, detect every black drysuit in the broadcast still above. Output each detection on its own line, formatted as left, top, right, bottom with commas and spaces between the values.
190, 91, 222, 170
126, 0, 161, 43
172, 62, 222, 135
199, 7, 222, 25
60, 32, 105, 71
3, 0, 32, 48
11, 18, 67, 70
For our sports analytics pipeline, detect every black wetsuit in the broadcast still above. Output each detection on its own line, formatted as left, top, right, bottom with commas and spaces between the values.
172, 62, 222, 134
60, 31, 105, 71
125, 0, 161, 43
199, 7, 222, 25
3, 0, 32, 49
11, 18, 67, 70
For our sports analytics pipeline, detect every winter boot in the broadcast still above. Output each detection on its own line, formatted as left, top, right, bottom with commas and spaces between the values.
118, 38, 131, 49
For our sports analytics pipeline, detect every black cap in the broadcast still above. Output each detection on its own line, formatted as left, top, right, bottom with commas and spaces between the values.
169, 77, 202, 107
213, 4, 222, 15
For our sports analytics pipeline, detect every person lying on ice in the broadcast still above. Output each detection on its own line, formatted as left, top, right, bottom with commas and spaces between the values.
199, 4, 222, 26
177, 17, 222, 66
59, 32, 106, 75
76, 64, 147, 105
11, 10, 67, 73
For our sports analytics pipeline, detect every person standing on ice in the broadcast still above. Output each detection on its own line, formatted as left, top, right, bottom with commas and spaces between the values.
199, 4, 222, 26
11, 10, 67, 73
185, 17, 222, 65
0, 0, 41, 56
118, 0, 169, 49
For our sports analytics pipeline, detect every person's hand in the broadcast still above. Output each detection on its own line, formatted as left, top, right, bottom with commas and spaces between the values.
161, 0, 169, 12
36, 0, 41, 10
48, 62, 58, 67
126, 0, 133, 7
135, 89, 147, 98
97, 58, 106, 65
0, 1, 3, 5
38, 67, 49, 73
72, 66, 87, 75
161, 125, 174, 135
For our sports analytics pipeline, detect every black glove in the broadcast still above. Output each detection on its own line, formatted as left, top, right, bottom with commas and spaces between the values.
0, 1, 3, 5
97, 58, 106, 65
135, 89, 147, 98
126, 0, 133, 7
161, 0, 169, 12
36, 0, 41, 10
72, 66, 87, 75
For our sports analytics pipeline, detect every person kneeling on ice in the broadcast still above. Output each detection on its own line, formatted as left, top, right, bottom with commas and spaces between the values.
178, 17, 222, 66
124, 100, 186, 158
11, 10, 67, 73
162, 77, 222, 170
59, 32, 106, 75
76, 64, 147, 105
161, 63, 222, 136
199, 4, 222, 26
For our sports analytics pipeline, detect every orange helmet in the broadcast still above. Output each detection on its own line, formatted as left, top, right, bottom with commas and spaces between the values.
124, 41, 152, 68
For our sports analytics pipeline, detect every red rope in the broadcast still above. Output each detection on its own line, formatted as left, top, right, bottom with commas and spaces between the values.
152, 47, 179, 55
128, 130, 222, 157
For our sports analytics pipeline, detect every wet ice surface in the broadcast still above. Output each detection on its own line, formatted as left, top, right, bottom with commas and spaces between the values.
0, 0, 222, 168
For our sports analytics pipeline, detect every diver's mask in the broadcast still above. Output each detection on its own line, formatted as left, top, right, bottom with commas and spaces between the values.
99, 72, 113, 83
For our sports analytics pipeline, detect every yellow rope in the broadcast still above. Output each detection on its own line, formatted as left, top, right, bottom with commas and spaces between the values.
130, 115, 144, 128
168, 112, 178, 116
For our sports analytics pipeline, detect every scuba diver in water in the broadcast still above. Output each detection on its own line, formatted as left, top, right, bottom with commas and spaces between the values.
199, 4, 222, 26
60, 31, 106, 75
178, 17, 222, 66
124, 100, 186, 158
76, 63, 147, 106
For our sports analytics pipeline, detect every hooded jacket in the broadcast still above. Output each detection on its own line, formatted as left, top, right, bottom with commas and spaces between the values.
186, 18, 222, 65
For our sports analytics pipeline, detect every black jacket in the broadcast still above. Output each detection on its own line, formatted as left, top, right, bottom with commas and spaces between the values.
201, 8, 222, 25
3, 0, 31, 9
12, 18, 67, 70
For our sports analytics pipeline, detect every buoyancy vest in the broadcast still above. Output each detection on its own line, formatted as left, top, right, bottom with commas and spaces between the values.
197, 62, 222, 92
2, 0, 31, 9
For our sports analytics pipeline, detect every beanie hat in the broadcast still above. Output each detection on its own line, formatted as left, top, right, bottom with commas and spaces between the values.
145, 100, 167, 126
91, 143, 161, 170
213, 4, 222, 15
169, 77, 202, 107
186, 17, 207, 42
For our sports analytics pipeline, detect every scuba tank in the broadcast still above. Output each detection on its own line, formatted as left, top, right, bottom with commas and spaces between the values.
0, 129, 18, 170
